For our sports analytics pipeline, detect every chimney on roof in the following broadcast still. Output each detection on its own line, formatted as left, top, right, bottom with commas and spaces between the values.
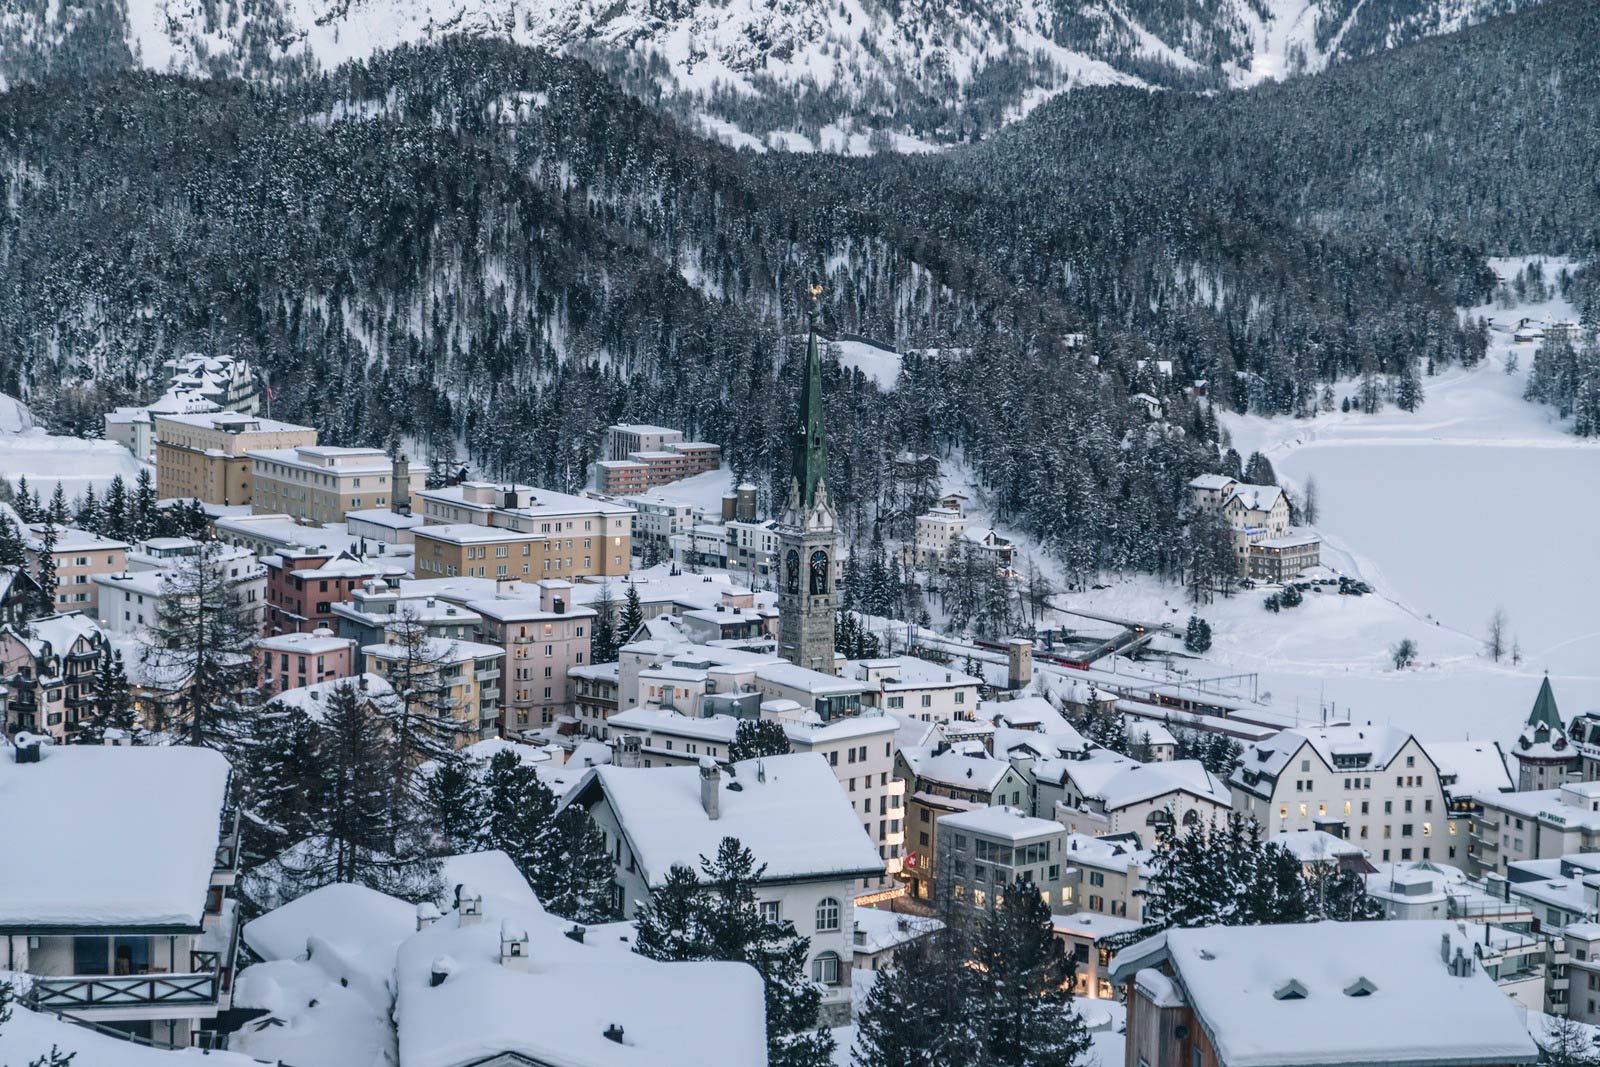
392, 452, 412, 517
429, 956, 455, 987
565, 924, 587, 944
455, 884, 483, 927
14, 738, 43, 764
699, 757, 721, 820
499, 920, 530, 971
612, 734, 642, 769
102, 729, 130, 747
603, 1025, 625, 1045
416, 903, 442, 931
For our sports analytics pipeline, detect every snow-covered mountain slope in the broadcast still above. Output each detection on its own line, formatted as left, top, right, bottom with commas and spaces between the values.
0, 0, 1544, 144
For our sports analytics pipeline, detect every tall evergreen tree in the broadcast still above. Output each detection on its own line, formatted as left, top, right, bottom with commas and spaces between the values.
619, 582, 645, 643
423, 758, 487, 856
481, 749, 561, 893
541, 806, 618, 923
70, 648, 138, 744
240, 702, 326, 860
315, 681, 403, 887
101, 474, 130, 542
32, 522, 58, 618
132, 468, 159, 541
636, 838, 835, 1067
852, 928, 981, 1067
44, 482, 68, 525
590, 584, 619, 664
139, 538, 259, 748
0, 514, 26, 567
379, 607, 472, 820
969, 878, 1091, 1067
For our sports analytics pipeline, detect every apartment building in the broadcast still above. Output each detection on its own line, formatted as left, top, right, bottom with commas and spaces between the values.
1065, 832, 1152, 922
94, 542, 265, 635
1231, 723, 1456, 866
0, 740, 243, 1050
258, 629, 357, 694
1186, 473, 1309, 575
847, 655, 981, 723
911, 506, 968, 567
363, 636, 504, 746
621, 493, 696, 560
0, 613, 111, 739
469, 581, 596, 733
1055, 758, 1231, 841
103, 353, 258, 460
23, 524, 129, 615
248, 447, 424, 526
594, 423, 721, 495
415, 524, 550, 581
264, 549, 404, 635
154, 411, 317, 506
897, 745, 1035, 902
1472, 781, 1600, 878
571, 661, 620, 734
413, 483, 633, 579
330, 580, 483, 648
935, 805, 1069, 912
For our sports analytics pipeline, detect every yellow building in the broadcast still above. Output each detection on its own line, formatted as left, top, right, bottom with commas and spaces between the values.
154, 412, 316, 506
248, 447, 426, 526
413, 482, 634, 580
363, 636, 504, 746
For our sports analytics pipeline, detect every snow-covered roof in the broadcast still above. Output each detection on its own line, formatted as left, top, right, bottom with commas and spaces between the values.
1065, 758, 1229, 811
1267, 829, 1367, 864
1235, 723, 1417, 796
243, 882, 417, 965
1187, 474, 1237, 491
846, 655, 981, 690
258, 629, 353, 655
266, 674, 395, 721
938, 805, 1064, 842
1051, 911, 1145, 940
1227, 481, 1285, 513
976, 695, 1071, 732
751, 660, 864, 696
1111, 922, 1539, 1067
573, 753, 882, 887
0, 743, 231, 928
363, 637, 503, 663
0, 999, 261, 1066
1256, 529, 1321, 550
608, 706, 739, 744
852, 906, 942, 955
13, 611, 106, 659
1426, 739, 1514, 800
1064, 832, 1152, 874
395, 873, 765, 1067
22, 522, 129, 553
900, 746, 1014, 792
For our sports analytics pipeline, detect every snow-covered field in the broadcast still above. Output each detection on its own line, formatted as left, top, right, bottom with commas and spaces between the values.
959, 258, 1600, 748
0, 395, 147, 499
827, 338, 902, 389
1192, 258, 1596, 743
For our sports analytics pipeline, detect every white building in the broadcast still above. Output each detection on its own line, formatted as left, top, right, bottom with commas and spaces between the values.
936, 805, 1070, 912
1230, 722, 1455, 866
847, 656, 981, 723
0, 739, 241, 1049
93, 544, 265, 635
567, 753, 883, 1026
1055, 758, 1230, 841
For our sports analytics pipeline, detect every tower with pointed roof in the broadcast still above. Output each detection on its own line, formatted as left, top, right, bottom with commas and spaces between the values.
1514, 676, 1577, 791
777, 289, 838, 674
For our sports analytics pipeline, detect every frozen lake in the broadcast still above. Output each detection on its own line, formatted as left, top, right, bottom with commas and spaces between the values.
1277, 443, 1600, 679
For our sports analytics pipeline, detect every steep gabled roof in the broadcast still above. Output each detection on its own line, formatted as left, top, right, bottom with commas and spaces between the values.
1527, 676, 1563, 732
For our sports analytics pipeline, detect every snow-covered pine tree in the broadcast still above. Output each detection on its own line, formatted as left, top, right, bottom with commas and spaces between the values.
969, 877, 1092, 1067
481, 748, 561, 894
239, 702, 326, 861
634, 864, 711, 960
1316, 868, 1384, 921
852, 929, 981, 1067
131, 468, 158, 541
540, 806, 617, 923
619, 582, 645, 643
590, 584, 618, 664
315, 680, 403, 887
379, 606, 472, 820
101, 474, 130, 542
44, 482, 68, 525
1184, 614, 1212, 653
729, 719, 792, 761
636, 837, 834, 1066
422, 758, 487, 856
140, 539, 259, 749
0, 514, 26, 567
69, 648, 138, 744
32, 521, 58, 617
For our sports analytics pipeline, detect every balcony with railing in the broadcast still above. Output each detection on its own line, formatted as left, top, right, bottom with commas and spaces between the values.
25, 913, 240, 1020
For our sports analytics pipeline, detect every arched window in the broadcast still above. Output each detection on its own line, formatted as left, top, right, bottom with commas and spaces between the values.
809, 549, 830, 596
815, 897, 841, 932
1182, 808, 1201, 826
784, 549, 800, 594
812, 951, 841, 985
1146, 809, 1174, 827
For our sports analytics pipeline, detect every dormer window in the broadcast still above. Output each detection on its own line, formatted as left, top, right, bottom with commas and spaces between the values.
1273, 980, 1308, 1001
1344, 978, 1377, 997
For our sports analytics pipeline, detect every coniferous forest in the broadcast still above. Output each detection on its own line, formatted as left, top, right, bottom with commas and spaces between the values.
0, 0, 1596, 580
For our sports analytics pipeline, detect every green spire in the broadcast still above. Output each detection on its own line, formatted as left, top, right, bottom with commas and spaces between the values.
791, 298, 828, 510
1528, 675, 1562, 731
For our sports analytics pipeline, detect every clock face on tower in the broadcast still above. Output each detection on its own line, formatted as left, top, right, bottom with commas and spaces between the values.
785, 549, 801, 594
809, 549, 830, 596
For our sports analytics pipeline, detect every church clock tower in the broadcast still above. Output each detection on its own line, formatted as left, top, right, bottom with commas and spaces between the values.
777, 289, 838, 673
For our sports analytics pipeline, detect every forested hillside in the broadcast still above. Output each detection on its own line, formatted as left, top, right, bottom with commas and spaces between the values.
0, 0, 1593, 578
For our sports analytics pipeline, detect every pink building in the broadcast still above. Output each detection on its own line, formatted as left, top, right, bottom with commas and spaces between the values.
468, 579, 596, 735
258, 627, 357, 694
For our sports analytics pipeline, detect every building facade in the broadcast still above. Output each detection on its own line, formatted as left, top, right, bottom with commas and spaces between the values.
248, 447, 424, 526
23, 525, 129, 615
469, 582, 595, 733
154, 412, 317, 506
